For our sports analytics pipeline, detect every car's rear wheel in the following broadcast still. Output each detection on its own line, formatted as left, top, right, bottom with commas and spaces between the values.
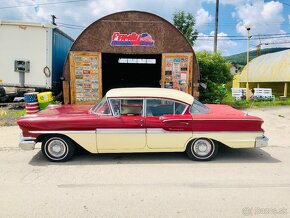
186, 138, 218, 161
41, 135, 75, 162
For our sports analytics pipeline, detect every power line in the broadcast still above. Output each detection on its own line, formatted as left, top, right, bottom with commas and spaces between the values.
195, 33, 290, 38
0, 0, 88, 10
57, 22, 86, 28
58, 24, 85, 30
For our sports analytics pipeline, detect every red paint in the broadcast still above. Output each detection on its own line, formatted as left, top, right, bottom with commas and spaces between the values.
17, 103, 263, 139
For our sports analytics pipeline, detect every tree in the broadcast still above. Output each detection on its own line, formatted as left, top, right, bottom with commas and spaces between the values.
196, 51, 232, 103
173, 10, 198, 46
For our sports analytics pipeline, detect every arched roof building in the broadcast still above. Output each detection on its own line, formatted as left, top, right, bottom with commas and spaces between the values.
63, 11, 200, 104
237, 49, 290, 97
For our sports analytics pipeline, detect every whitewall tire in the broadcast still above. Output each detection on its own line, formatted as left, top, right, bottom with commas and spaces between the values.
41, 135, 75, 162
186, 138, 218, 161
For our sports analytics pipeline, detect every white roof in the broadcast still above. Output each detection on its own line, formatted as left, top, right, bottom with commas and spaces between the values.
106, 88, 194, 105
0, 20, 54, 28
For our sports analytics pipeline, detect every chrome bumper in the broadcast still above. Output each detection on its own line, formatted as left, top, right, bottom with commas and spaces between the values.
19, 135, 36, 150
255, 136, 268, 148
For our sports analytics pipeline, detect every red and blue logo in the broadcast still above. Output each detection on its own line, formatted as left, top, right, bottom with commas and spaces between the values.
111, 32, 155, 46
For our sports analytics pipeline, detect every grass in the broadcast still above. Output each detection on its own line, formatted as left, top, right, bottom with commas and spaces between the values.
222, 95, 290, 109
0, 107, 26, 126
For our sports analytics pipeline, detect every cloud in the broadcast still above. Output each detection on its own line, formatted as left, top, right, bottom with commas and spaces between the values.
195, 8, 213, 29
194, 31, 238, 55
235, 1, 284, 36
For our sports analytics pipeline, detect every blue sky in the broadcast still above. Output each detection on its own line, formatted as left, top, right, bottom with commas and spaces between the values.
1, 0, 289, 55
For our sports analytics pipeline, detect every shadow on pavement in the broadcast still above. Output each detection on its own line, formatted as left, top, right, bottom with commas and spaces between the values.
29, 146, 280, 166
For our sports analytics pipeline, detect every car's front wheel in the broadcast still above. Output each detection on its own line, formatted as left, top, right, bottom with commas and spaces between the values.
41, 135, 75, 162
186, 138, 218, 161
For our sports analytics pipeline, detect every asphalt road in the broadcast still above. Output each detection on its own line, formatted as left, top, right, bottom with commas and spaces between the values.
0, 106, 290, 218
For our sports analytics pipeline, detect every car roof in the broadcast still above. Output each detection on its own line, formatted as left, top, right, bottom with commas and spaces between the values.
106, 88, 194, 105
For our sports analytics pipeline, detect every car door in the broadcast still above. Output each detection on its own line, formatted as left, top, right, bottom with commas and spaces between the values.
96, 98, 146, 151
145, 98, 193, 149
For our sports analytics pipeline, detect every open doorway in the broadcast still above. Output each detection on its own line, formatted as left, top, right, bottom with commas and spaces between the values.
102, 53, 162, 94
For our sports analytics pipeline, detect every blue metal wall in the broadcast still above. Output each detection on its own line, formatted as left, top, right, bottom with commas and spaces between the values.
52, 29, 73, 92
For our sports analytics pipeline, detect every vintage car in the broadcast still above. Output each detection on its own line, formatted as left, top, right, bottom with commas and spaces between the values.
17, 88, 268, 162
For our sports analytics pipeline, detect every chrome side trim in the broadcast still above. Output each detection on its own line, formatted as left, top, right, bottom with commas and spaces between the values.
29, 130, 96, 134
97, 128, 146, 134
162, 119, 193, 123
192, 131, 264, 134
192, 118, 262, 121
147, 128, 190, 134
22, 136, 37, 140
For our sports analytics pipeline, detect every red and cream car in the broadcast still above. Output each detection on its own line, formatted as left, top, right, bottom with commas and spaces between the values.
17, 88, 268, 162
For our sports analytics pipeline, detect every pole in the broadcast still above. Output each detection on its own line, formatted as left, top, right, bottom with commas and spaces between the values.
246, 28, 250, 100
51, 15, 56, 25
214, 0, 219, 53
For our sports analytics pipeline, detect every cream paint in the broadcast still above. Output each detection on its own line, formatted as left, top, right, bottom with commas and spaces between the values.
96, 129, 146, 150
64, 132, 98, 153
146, 129, 193, 149
192, 131, 264, 148
43, 130, 264, 154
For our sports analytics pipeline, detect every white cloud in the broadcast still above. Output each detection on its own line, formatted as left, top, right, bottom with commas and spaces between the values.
235, 1, 284, 36
195, 8, 213, 29
194, 31, 238, 55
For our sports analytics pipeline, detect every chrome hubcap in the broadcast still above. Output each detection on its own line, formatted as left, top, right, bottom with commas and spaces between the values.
193, 139, 212, 156
47, 139, 66, 158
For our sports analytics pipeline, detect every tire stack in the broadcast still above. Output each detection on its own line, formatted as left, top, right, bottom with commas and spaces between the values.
24, 92, 40, 114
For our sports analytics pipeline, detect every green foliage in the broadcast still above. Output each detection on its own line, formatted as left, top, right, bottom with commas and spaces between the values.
224, 47, 289, 65
0, 108, 26, 126
222, 97, 290, 109
197, 51, 232, 103
172, 10, 198, 46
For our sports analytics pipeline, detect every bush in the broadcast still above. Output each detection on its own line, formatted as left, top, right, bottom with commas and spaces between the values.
197, 51, 232, 103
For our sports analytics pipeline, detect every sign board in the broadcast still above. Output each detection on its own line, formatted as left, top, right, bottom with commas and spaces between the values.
69, 52, 102, 104
161, 53, 193, 94
111, 32, 155, 46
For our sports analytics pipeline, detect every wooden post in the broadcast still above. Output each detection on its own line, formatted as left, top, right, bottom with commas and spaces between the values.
284, 82, 288, 97
63, 81, 70, 104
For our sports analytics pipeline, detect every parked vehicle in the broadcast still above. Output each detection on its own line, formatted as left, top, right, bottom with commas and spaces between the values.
17, 88, 268, 162
0, 20, 73, 93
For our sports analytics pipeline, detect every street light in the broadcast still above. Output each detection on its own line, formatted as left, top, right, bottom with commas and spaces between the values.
245, 22, 252, 100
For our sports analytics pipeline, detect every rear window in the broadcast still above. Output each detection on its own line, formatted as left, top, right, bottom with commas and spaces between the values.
190, 100, 209, 114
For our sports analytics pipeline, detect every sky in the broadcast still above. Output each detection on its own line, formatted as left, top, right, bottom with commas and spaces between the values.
0, 0, 289, 56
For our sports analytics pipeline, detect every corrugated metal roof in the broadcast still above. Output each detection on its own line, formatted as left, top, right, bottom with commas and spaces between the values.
239, 49, 290, 82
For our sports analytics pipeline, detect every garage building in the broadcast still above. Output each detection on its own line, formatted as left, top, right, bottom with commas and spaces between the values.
63, 11, 200, 104
235, 49, 290, 97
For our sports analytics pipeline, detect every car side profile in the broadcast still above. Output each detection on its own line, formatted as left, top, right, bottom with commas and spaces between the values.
17, 88, 268, 162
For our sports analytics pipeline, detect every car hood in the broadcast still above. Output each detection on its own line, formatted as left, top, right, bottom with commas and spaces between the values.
17, 104, 97, 132
34, 104, 94, 116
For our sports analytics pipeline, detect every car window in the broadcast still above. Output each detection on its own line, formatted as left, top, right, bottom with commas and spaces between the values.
91, 97, 111, 115
190, 99, 209, 114
110, 99, 143, 116
146, 99, 187, 116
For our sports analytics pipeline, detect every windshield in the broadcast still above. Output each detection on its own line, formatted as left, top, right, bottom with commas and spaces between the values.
190, 99, 210, 114
91, 96, 111, 115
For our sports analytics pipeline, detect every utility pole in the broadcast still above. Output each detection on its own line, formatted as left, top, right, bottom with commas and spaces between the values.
214, 0, 219, 53
51, 15, 57, 25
